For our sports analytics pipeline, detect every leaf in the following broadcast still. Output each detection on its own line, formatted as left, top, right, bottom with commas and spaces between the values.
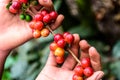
112, 40, 120, 58
69, 25, 97, 38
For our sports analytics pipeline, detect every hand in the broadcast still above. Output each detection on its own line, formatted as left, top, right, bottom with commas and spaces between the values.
36, 34, 104, 80
0, 0, 64, 52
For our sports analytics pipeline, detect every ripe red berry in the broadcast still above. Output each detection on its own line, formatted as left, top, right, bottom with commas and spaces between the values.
54, 47, 65, 57
74, 65, 84, 76
57, 39, 66, 48
49, 11, 58, 20
34, 14, 43, 21
12, 1, 21, 10
29, 20, 36, 29
63, 32, 70, 38
81, 58, 91, 68
54, 34, 64, 43
83, 67, 94, 77
9, 6, 18, 14
56, 56, 64, 64
33, 30, 41, 38
43, 14, 51, 23
34, 21, 44, 30
41, 28, 50, 37
72, 74, 83, 80
40, 10, 48, 16
50, 42, 58, 51
20, 0, 28, 4
64, 34, 74, 44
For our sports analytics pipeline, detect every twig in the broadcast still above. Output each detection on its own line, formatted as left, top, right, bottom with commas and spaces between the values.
46, 25, 81, 65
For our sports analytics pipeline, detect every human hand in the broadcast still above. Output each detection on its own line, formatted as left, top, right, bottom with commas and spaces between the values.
36, 34, 104, 80
0, 0, 64, 52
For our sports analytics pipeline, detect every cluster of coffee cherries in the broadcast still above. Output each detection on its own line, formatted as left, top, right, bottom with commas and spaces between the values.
50, 32, 74, 64
29, 10, 58, 38
73, 57, 94, 80
7, 0, 39, 22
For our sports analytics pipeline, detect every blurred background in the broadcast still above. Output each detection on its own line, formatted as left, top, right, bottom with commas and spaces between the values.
2, 0, 120, 80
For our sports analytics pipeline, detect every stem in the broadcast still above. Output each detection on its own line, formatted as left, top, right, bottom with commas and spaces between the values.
46, 25, 81, 65
67, 48, 81, 65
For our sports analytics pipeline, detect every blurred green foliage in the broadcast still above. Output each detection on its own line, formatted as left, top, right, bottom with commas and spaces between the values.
2, 0, 120, 80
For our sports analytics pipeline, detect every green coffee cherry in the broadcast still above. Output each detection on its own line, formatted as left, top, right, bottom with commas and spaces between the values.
25, 14, 32, 22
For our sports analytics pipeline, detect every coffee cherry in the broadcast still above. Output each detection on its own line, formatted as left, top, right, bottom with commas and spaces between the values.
74, 65, 84, 76
20, 0, 28, 4
83, 67, 94, 77
81, 58, 91, 68
63, 32, 70, 38
50, 42, 58, 51
25, 14, 32, 22
56, 56, 64, 64
9, 6, 18, 14
29, 20, 36, 29
20, 14, 25, 20
54, 34, 64, 43
43, 14, 51, 23
64, 34, 74, 44
34, 21, 44, 30
57, 39, 66, 48
54, 47, 65, 57
33, 30, 41, 38
40, 10, 48, 16
41, 28, 50, 37
12, 1, 21, 10
49, 11, 58, 20
72, 74, 83, 80
34, 14, 43, 21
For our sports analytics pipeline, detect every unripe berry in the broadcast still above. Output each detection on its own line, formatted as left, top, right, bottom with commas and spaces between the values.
72, 74, 83, 80
41, 28, 50, 37
54, 47, 65, 57
33, 30, 41, 38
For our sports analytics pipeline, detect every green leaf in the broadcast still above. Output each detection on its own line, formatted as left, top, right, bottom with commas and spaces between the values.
112, 40, 120, 58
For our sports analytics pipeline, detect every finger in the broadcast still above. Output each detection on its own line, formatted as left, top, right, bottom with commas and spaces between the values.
45, 51, 57, 66
50, 14, 64, 30
62, 34, 80, 70
38, 0, 54, 11
79, 40, 90, 58
86, 71, 104, 80
89, 47, 101, 71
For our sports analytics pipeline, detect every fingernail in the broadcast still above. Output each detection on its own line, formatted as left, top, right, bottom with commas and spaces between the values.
96, 72, 104, 80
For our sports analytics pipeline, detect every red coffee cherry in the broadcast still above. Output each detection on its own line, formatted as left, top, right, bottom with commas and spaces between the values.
56, 56, 64, 64
72, 74, 83, 80
20, 0, 28, 4
81, 57, 91, 68
83, 67, 94, 77
9, 6, 18, 14
54, 33, 64, 43
12, 1, 21, 10
49, 42, 58, 51
34, 14, 43, 21
64, 33, 74, 44
63, 32, 70, 38
49, 11, 58, 20
57, 39, 66, 48
74, 65, 84, 76
43, 14, 52, 23
34, 21, 44, 30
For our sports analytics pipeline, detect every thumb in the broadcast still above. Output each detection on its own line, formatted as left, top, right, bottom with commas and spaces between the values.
46, 51, 57, 66
38, 0, 54, 11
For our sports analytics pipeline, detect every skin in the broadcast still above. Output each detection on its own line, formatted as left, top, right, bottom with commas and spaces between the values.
36, 34, 104, 80
0, 0, 104, 80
